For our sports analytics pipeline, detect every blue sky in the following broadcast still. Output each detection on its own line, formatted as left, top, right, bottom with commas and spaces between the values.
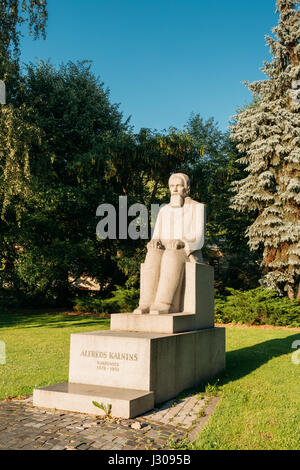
20, 0, 278, 133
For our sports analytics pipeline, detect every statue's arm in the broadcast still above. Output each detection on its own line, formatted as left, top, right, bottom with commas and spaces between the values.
182, 203, 206, 255
148, 209, 163, 249
165, 239, 185, 250
147, 239, 163, 250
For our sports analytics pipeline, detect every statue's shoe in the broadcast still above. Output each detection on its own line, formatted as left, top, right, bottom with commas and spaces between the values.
133, 306, 150, 315
149, 304, 171, 315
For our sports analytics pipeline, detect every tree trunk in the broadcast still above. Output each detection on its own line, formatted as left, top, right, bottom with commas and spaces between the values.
287, 285, 295, 300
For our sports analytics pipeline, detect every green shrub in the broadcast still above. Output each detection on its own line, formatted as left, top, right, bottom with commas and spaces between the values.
215, 287, 300, 327
73, 286, 300, 327
0, 289, 23, 312
73, 286, 139, 315
73, 297, 104, 314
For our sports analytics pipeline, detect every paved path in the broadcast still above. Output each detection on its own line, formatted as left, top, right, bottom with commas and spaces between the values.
0, 393, 220, 450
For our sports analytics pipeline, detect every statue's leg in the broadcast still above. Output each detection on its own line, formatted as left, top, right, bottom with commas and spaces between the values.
188, 249, 203, 264
150, 247, 188, 314
133, 242, 164, 314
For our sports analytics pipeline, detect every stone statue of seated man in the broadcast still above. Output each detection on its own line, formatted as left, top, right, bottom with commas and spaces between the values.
134, 173, 206, 315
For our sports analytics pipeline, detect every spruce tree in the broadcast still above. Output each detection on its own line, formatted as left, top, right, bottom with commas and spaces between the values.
230, 0, 300, 299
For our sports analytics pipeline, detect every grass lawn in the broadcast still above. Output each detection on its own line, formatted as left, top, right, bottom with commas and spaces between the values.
0, 311, 110, 399
0, 311, 299, 450
193, 326, 300, 450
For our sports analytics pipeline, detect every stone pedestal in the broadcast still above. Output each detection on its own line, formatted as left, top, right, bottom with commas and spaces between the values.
33, 264, 226, 418
33, 383, 154, 418
111, 263, 214, 334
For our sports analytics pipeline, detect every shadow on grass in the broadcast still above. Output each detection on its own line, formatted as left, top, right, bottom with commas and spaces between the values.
221, 332, 300, 385
175, 331, 300, 399
0, 310, 110, 330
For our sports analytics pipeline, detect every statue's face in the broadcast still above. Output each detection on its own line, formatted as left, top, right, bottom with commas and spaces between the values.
169, 176, 188, 198
169, 176, 189, 207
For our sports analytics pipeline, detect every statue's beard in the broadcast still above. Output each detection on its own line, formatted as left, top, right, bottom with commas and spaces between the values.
170, 194, 184, 207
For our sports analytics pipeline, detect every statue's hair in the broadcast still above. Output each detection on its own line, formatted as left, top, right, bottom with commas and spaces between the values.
168, 173, 190, 190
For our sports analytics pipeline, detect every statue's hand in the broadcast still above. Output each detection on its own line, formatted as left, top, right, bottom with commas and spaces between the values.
147, 239, 164, 250
166, 239, 185, 250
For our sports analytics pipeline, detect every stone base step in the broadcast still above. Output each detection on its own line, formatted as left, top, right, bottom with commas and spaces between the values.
110, 312, 214, 334
33, 382, 154, 419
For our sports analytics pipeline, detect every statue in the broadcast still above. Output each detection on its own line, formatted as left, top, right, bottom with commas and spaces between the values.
33, 173, 225, 419
134, 173, 206, 315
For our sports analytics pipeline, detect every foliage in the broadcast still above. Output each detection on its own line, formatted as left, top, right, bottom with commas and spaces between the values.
185, 114, 262, 291
0, 0, 47, 56
230, 0, 300, 298
0, 94, 261, 305
215, 287, 300, 327
165, 438, 193, 450
0, 6, 267, 306
204, 380, 221, 397
0, 59, 208, 306
73, 286, 139, 314
0, 60, 129, 304
0, 0, 48, 102
0, 288, 21, 311
92, 400, 112, 416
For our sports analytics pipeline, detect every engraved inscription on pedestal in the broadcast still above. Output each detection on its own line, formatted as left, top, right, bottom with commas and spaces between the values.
68, 332, 151, 390
80, 349, 138, 374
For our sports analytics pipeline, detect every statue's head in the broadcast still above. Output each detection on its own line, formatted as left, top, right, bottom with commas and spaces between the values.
168, 173, 190, 207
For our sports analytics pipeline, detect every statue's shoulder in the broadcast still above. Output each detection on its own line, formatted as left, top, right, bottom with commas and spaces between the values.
159, 203, 171, 210
157, 203, 171, 216
185, 198, 206, 207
